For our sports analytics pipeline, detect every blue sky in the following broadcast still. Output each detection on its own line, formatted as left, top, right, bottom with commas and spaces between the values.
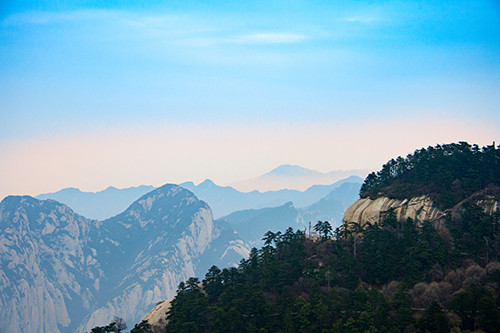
0, 0, 499, 198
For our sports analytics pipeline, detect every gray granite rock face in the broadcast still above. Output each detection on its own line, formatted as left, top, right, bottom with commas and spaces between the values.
0, 185, 249, 333
343, 191, 499, 228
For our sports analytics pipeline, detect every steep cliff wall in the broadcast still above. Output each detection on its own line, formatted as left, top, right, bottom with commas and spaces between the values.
343, 191, 499, 228
342, 196, 444, 227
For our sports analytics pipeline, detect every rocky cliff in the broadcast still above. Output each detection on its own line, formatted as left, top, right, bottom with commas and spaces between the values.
0, 196, 101, 333
141, 299, 172, 333
343, 189, 499, 227
343, 196, 444, 227
0, 184, 249, 333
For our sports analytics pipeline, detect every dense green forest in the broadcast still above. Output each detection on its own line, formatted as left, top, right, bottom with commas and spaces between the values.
360, 142, 500, 209
152, 201, 499, 333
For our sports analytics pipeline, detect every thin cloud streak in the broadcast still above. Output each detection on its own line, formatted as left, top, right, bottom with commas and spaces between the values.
1, 9, 114, 26
343, 16, 379, 24
2, 9, 311, 47
232, 33, 308, 44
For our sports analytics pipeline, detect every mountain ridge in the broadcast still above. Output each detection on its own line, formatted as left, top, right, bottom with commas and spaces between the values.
34, 166, 366, 220
181, 175, 363, 218
36, 185, 155, 220
0, 184, 249, 333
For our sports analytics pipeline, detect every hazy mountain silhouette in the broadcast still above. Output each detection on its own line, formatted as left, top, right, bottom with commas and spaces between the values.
216, 181, 362, 246
36, 185, 155, 220
181, 175, 363, 218
230, 164, 368, 192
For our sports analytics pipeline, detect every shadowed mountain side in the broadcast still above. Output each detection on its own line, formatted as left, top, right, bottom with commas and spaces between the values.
301, 182, 361, 228
196, 225, 250, 276
216, 202, 302, 248
216, 182, 362, 247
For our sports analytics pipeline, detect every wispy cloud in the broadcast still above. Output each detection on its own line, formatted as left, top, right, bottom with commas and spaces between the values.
343, 16, 379, 24
1, 10, 113, 26
232, 33, 307, 44
2, 9, 310, 47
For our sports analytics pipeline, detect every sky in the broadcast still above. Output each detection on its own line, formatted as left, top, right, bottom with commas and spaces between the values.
1, 0, 499, 199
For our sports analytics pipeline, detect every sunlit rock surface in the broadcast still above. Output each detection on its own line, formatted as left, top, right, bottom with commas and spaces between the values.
343, 190, 499, 228
141, 299, 172, 333
343, 196, 444, 227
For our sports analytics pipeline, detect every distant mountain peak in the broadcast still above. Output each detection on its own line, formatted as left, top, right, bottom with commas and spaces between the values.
199, 179, 216, 187
230, 165, 369, 192
57, 187, 83, 193
267, 165, 320, 177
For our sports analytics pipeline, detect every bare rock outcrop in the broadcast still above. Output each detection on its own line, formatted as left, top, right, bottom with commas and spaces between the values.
343, 196, 444, 227
343, 190, 499, 228
141, 299, 172, 333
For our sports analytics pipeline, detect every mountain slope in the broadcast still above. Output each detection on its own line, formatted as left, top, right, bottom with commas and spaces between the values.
0, 196, 101, 333
165, 207, 500, 333
216, 182, 362, 246
301, 182, 361, 227
80, 185, 221, 331
0, 185, 249, 333
217, 202, 302, 247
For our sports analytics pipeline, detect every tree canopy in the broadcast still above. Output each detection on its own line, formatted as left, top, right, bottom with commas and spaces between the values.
360, 142, 500, 209
163, 205, 500, 333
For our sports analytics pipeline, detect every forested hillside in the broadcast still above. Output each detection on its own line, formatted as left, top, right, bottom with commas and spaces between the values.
360, 142, 500, 209
145, 142, 500, 333
158, 202, 499, 332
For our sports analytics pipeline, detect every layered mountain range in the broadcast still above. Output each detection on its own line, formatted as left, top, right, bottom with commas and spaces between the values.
36, 165, 364, 220
181, 175, 362, 218
0, 184, 248, 333
1, 169, 364, 332
36, 177, 363, 249
142, 143, 500, 333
